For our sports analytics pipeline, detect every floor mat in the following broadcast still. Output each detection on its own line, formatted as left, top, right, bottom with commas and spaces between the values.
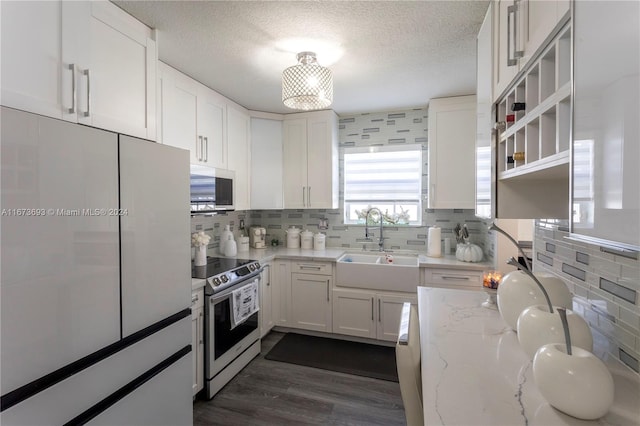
264, 333, 398, 382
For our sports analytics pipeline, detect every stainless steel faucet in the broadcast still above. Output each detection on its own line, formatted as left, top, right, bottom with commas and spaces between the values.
364, 207, 385, 251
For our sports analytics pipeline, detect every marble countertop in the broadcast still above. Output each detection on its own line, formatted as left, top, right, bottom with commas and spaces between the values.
204, 246, 493, 268
190, 248, 492, 290
417, 287, 640, 426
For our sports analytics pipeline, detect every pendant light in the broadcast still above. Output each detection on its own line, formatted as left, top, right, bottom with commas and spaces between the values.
282, 51, 333, 111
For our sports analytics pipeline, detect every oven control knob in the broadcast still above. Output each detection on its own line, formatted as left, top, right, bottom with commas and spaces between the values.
249, 264, 255, 271
221, 275, 229, 283
212, 277, 221, 286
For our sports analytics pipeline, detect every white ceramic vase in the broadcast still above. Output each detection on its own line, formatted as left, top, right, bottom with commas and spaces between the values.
533, 343, 614, 420
517, 305, 593, 359
194, 245, 207, 266
497, 271, 572, 330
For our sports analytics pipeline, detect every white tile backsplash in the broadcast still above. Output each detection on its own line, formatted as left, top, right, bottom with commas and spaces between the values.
535, 220, 640, 373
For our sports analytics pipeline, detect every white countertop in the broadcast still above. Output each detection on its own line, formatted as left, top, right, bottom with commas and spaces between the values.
417, 287, 640, 426
206, 246, 493, 268
191, 248, 492, 291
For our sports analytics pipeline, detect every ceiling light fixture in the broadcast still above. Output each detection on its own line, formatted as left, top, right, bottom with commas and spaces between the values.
282, 51, 333, 111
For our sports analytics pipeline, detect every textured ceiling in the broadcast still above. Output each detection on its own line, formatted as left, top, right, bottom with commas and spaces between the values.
114, 0, 490, 115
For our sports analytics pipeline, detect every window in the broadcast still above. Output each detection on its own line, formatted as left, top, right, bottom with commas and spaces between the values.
343, 145, 422, 225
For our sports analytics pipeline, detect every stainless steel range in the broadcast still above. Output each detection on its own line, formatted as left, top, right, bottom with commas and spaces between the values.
193, 257, 262, 399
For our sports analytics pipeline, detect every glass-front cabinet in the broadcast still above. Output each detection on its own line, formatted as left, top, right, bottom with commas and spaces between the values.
571, 1, 639, 251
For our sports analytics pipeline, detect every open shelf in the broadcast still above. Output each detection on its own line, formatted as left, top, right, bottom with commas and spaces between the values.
498, 150, 569, 181
496, 23, 572, 178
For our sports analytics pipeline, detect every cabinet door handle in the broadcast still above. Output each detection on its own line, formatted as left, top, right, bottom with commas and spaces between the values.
326, 279, 330, 302
430, 183, 436, 206
197, 136, 202, 161
302, 187, 306, 207
191, 294, 199, 304
308, 187, 311, 207
441, 276, 470, 281
371, 298, 374, 321
378, 299, 381, 322
203, 136, 209, 162
507, 2, 524, 66
67, 63, 76, 114
82, 69, 91, 117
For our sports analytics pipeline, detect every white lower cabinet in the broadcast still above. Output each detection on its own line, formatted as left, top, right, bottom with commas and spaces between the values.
332, 289, 417, 342
290, 273, 332, 332
259, 264, 274, 338
191, 288, 204, 397
272, 260, 292, 326
272, 260, 333, 332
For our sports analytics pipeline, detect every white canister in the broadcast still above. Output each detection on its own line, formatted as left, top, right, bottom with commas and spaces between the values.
238, 236, 249, 252
286, 227, 301, 248
313, 232, 326, 250
300, 229, 314, 249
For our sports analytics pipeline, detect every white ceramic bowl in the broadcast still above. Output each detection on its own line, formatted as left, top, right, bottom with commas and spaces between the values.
533, 343, 614, 420
517, 305, 593, 359
497, 271, 572, 330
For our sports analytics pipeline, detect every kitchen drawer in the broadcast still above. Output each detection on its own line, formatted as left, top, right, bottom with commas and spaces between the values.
423, 268, 483, 289
292, 261, 333, 275
191, 288, 204, 313
1, 317, 190, 426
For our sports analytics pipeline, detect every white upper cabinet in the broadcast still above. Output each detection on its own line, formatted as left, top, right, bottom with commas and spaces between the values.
476, 4, 494, 219
159, 63, 198, 157
493, 0, 521, 102
283, 110, 339, 209
427, 95, 477, 209
250, 117, 284, 210
1, 1, 156, 140
1, 1, 63, 119
492, 0, 569, 101
520, 0, 570, 66
227, 105, 250, 211
159, 62, 228, 169
571, 1, 639, 250
197, 88, 227, 169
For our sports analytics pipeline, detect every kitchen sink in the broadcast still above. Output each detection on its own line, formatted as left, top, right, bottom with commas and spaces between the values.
336, 253, 420, 292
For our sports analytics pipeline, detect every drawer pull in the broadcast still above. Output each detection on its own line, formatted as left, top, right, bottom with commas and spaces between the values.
440, 276, 470, 281
299, 265, 322, 270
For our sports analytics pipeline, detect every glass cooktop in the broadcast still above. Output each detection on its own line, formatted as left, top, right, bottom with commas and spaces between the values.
192, 256, 254, 279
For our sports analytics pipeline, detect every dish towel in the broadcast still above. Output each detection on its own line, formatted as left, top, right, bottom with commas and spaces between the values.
231, 280, 260, 329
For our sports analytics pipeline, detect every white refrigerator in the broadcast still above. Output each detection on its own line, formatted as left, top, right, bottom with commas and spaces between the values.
1, 107, 193, 425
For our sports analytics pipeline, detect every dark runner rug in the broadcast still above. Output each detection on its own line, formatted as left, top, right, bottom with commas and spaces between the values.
264, 333, 398, 382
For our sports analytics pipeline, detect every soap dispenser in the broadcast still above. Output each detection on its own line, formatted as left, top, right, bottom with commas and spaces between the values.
224, 234, 237, 257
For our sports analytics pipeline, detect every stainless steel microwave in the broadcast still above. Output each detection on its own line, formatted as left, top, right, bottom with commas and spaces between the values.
190, 165, 234, 214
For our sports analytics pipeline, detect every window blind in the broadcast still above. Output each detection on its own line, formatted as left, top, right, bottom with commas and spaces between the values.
343, 145, 422, 224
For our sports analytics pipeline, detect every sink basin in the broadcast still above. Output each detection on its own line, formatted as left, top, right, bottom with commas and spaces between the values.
338, 253, 382, 264
336, 253, 419, 292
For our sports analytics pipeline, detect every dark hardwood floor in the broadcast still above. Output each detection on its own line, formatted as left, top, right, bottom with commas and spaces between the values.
193, 331, 407, 425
